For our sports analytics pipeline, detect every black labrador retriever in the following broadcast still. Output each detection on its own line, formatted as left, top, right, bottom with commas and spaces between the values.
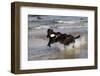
47, 28, 80, 47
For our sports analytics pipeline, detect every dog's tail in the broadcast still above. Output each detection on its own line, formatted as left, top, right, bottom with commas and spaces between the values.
74, 35, 80, 39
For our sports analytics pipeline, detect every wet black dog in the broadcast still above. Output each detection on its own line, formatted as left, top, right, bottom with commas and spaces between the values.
47, 28, 80, 47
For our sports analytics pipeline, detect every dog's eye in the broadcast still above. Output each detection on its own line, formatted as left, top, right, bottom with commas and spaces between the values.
50, 34, 55, 37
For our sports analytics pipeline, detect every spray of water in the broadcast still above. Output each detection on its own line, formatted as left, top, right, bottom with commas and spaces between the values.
54, 35, 86, 50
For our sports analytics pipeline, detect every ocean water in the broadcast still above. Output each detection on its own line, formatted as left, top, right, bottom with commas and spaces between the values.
28, 15, 88, 61
28, 26, 88, 61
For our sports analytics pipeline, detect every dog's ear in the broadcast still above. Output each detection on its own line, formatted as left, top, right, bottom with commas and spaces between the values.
47, 29, 53, 33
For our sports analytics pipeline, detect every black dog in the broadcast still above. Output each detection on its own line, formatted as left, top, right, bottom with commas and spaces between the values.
47, 28, 80, 47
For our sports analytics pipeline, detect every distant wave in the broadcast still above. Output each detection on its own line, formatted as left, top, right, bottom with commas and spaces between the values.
33, 26, 50, 29
55, 20, 76, 24
32, 25, 87, 30
58, 25, 87, 29
55, 20, 85, 24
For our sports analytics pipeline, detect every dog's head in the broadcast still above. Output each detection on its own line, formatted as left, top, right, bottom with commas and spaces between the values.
47, 29, 53, 33
47, 28, 62, 38
47, 29, 54, 38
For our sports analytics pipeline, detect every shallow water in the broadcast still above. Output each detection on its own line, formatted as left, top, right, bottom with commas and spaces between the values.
28, 26, 88, 61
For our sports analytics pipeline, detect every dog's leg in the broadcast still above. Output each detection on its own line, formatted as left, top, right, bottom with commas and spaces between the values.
47, 39, 51, 47
64, 45, 66, 49
73, 42, 75, 48
72, 40, 75, 48
73, 44, 74, 48
47, 42, 51, 47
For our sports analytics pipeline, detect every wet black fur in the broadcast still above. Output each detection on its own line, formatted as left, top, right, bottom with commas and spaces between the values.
47, 28, 80, 47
